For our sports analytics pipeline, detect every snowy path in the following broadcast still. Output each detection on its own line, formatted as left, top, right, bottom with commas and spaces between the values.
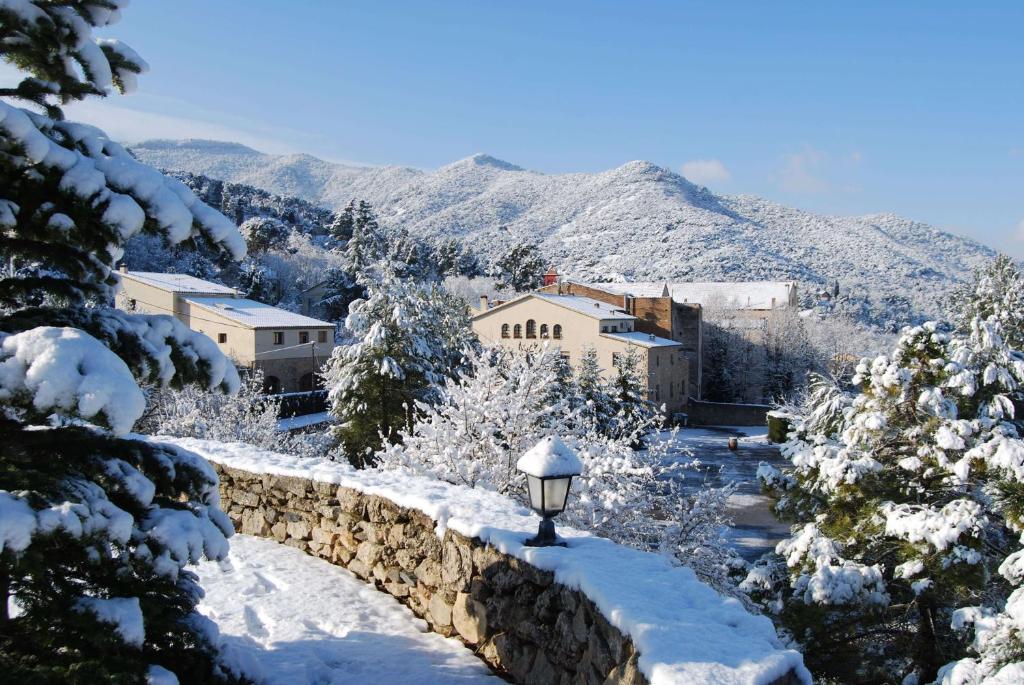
665, 426, 791, 560
195, 535, 496, 684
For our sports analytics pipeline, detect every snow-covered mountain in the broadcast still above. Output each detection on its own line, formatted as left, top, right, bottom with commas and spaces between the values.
132, 140, 997, 314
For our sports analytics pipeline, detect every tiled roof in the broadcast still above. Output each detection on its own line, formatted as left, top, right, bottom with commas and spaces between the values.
184, 297, 333, 329
121, 271, 238, 295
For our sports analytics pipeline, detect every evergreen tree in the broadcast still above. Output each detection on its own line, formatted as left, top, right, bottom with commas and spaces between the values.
754, 310, 1024, 683
322, 274, 475, 467
327, 200, 355, 247
0, 3, 248, 681
948, 254, 1024, 351
489, 243, 546, 292
239, 215, 288, 255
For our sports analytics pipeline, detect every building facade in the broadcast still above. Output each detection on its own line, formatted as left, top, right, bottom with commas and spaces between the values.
472, 292, 688, 414
116, 270, 335, 394
538, 280, 703, 399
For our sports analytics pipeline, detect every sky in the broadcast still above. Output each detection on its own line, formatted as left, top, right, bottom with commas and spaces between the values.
51, 1, 1024, 256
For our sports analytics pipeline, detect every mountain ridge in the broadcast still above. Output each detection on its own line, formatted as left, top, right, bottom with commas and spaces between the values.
131, 139, 997, 317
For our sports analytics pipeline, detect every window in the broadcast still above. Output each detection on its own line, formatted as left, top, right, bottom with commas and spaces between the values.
299, 331, 310, 344
540, 324, 549, 338
318, 330, 327, 343
128, 298, 137, 310
217, 333, 227, 344
601, 326, 609, 333
553, 324, 562, 340
656, 354, 660, 367
560, 352, 570, 364
263, 375, 281, 394
669, 382, 674, 398
273, 331, 284, 345
501, 323, 510, 339
526, 319, 537, 338
612, 352, 622, 367
513, 324, 522, 339
299, 373, 315, 392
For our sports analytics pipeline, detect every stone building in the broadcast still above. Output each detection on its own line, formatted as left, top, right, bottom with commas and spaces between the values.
569, 280, 798, 403
471, 292, 688, 413
538, 280, 703, 399
116, 270, 335, 394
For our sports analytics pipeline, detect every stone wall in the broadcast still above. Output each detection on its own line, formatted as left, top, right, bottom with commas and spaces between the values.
686, 399, 772, 426
214, 463, 647, 685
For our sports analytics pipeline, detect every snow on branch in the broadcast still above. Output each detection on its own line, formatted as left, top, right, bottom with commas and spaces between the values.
0, 326, 144, 433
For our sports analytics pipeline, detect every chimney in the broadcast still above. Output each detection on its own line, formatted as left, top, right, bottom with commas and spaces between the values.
480, 295, 489, 311
543, 266, 559, 287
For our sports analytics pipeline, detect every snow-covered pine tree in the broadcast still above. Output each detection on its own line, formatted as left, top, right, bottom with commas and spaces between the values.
948, 255, 1024, 351
1, 3, 247, 681
489, 243, 546, 292
755, 309, 1024, 683
239, 215, 288, 255
323, 274, 475, 466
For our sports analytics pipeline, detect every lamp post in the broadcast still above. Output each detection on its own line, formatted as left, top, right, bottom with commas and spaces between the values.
516, 436, 582, 547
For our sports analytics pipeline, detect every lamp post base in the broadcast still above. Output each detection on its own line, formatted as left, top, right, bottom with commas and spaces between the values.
524, 517, 566, 547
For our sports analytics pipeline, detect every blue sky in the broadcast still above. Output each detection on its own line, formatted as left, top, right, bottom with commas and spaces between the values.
63, 1, 1023, 255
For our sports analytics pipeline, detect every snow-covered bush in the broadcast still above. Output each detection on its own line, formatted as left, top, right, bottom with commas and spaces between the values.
0, 4, 247, 681
377, 344, 743, 594
140, 368, 335, 462
751, 267, 1024, 684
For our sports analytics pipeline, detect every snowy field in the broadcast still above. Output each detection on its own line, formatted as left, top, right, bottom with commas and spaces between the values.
195, 535, 495, 685
665, 426, 790, 560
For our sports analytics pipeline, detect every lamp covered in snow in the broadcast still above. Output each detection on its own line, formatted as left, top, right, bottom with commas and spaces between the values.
516, 436, 582, 547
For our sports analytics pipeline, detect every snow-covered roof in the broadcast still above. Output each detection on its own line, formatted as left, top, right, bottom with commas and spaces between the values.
532, 293, 635, 320
121, 271, 238, 295
184, 297, 333, 329
601, 331, 682, 349
578, 281, 796, 310
473, 292, 635, 322
517, 436, 583, 478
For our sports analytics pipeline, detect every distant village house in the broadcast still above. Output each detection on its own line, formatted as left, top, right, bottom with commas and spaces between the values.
116, 270, 335, 394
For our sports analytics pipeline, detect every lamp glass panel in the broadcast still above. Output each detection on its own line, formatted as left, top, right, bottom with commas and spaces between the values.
526, 474, 544, 512
542, 477, 571, 515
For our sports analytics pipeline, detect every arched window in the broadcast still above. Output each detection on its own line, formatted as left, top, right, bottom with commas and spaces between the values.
539, 324, 549, 339
501, 323, 510, 338
299, 372, 315, 392
553, 324, 562, 340
263, 375, 281, 394
513, 324, 522, 339
526, 319, 537, 338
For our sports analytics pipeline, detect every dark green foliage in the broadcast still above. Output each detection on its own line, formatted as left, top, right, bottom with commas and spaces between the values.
489, 243, 546, 292
1, 3, 250, 681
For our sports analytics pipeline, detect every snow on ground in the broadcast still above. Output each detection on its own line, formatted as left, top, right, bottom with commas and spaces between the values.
275, 411, 332, 432
156, 436, 811, 685
664, 426, 791, 561
195, 534, 495, 684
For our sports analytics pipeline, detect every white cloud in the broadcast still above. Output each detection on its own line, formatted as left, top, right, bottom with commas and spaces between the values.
681, 159, 731, 186
63, 99, 302, 154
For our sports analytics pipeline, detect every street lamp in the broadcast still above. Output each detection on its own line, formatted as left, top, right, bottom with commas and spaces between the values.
516, 436, 582, 547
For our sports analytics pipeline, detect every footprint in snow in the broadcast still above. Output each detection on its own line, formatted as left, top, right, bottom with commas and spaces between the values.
242, 605, 270, 639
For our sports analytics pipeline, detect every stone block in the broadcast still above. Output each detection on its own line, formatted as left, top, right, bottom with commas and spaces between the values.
428, 592, 453, 628
414, 558, 442, 588
270, 521, 287, 542
452, 591, 488, 644
355, 541, 384, 567
285, 518, 312, 540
